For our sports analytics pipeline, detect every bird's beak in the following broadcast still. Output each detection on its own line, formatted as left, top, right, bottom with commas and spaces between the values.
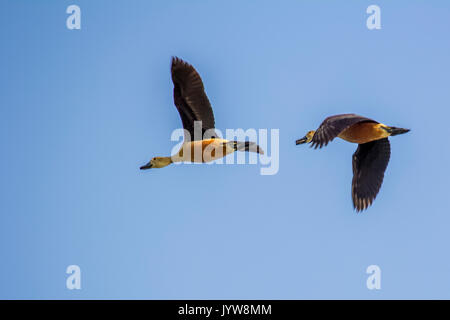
388, 127, 410, 136
140, 162, 153, 170
296, 136, 308, 145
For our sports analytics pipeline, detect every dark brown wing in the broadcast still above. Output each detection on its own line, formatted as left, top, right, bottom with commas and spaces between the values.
171, 57, 217, 141
351, 138, 391, 212
311, 114, 377, 149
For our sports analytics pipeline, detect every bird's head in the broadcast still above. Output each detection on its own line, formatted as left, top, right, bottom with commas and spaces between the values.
140, 157, 172, 170
296, 130, 316, 145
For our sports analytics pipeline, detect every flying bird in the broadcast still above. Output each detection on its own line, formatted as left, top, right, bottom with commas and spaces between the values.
296, 114, 409, 212
140, 57, 263, 170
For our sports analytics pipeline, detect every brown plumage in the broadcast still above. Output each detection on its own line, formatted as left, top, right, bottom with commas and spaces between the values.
296, 113, 409, 212
310, 114, 379, 148
351, 138, 391, 211
171, 57, 218, 140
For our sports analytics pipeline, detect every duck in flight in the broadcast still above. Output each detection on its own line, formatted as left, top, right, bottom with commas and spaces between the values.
140, 57, 263, 170
296, 114, 409, 212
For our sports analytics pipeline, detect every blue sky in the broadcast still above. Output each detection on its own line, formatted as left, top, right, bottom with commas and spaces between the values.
1, 0, 450, 299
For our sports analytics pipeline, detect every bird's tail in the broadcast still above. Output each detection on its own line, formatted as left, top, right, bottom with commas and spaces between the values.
231, 141, 264, 155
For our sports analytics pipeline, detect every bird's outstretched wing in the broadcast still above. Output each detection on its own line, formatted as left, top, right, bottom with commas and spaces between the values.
171, 57, 217, 141
311, 114, 377, 149
351, 138, 391, 212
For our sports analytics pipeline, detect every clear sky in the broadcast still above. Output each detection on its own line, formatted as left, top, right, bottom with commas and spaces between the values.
1, 0, 450, 299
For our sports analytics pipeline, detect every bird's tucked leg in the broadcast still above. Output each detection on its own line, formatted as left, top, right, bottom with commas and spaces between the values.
229, 141, 264, 154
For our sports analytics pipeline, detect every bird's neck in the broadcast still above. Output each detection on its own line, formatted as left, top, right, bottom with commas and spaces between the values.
158, 157, 173, 167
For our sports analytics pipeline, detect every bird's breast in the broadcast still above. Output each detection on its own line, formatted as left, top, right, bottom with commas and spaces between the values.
174, 139, 236, 163
338, 122, 389, 144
